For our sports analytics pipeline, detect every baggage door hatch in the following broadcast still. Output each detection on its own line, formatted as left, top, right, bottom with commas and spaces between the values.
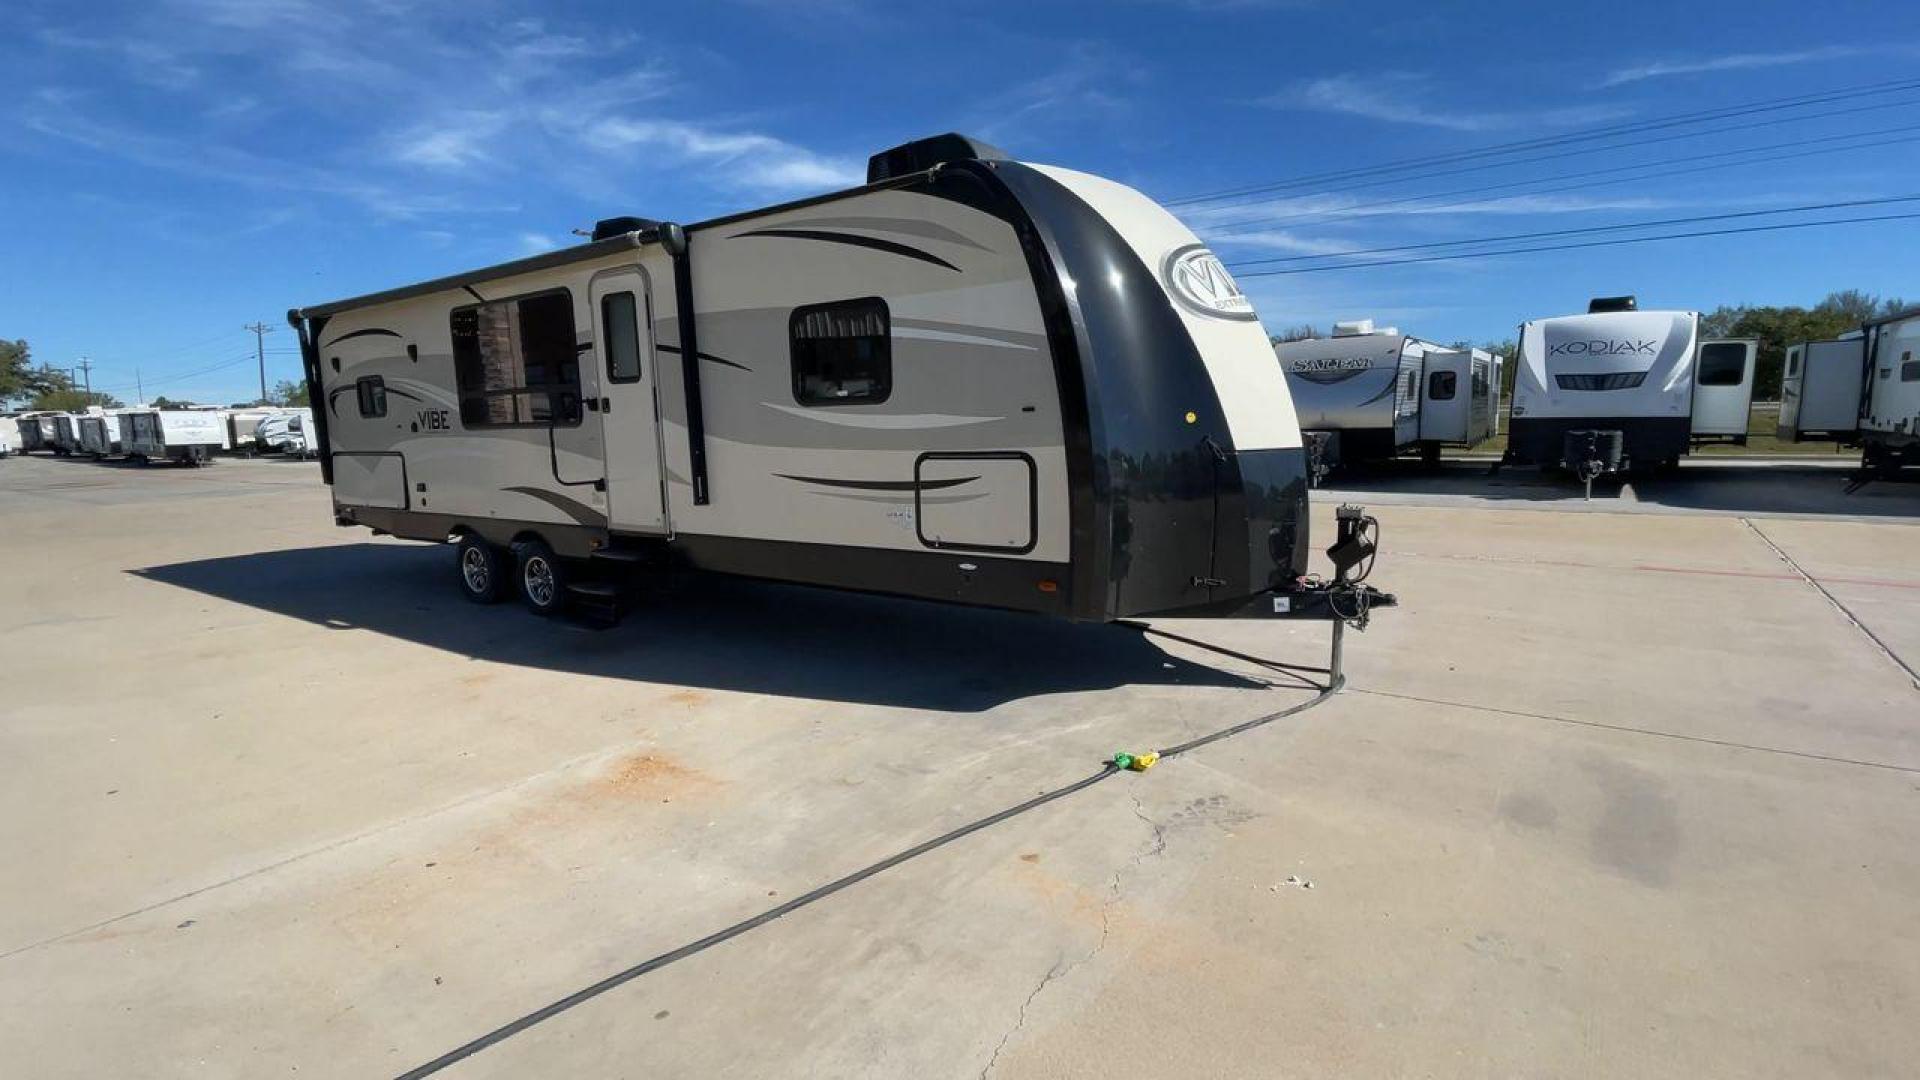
915, 452, 1036, 553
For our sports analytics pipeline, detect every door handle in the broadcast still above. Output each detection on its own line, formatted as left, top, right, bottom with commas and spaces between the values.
602, 397, 611, 414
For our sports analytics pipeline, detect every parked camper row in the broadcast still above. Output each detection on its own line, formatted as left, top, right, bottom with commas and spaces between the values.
6, 406, 317, 466
1778, 307, 1920, 479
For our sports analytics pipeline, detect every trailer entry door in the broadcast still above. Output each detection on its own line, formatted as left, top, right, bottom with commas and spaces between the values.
1691, 339, 1757, 438
591, 267, 669, 534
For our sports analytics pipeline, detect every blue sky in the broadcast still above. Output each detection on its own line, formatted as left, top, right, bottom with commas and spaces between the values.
3, 0, 1917, 404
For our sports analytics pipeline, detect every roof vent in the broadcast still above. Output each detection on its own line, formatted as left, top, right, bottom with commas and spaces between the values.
1588, 295, 1637, 313
1332, 319, 1375, 337
591, 216, 662, 242
867, 133, 1008, 184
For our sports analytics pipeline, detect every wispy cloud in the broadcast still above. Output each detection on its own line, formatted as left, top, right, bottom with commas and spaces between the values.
1268, 74, 1629, 132
967, 42, 1144, 149
574, 118, 864, 191
1599, 46, 1865, 87
517, 232, 559, 255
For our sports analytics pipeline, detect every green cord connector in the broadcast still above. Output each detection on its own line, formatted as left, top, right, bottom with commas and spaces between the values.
1111, 751, 1160, 772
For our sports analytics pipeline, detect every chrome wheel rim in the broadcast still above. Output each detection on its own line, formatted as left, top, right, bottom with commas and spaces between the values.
524, 556, 556, 608
461, 546, 491, 594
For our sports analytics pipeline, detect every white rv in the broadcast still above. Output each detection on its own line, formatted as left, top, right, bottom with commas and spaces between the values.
122, 410, 225, 465
1857, 307, 1920, 476
16, 413, 56, 453
222, 408, 279, 454
76, 411, 129, 458
1275, 322, 1493, 472
288, 134, 1352, 624
48, 413, 82, 456
0, 418, 19, 458
1778, 335, 1867, 443
1507, 296, 1757, 475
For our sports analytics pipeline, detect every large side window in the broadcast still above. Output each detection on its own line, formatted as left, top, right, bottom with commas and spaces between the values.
1698, 342, 1747, 387
792, 297, 890, 406
356, 375, 387, 418
451, 289, 581, 427
1903, 351, 1919, 383
602, 292, 643, 383
1428, 370, 1457, 401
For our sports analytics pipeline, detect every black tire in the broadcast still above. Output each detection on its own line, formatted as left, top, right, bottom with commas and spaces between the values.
455, 535, 509, 604
514, 538, 569, 617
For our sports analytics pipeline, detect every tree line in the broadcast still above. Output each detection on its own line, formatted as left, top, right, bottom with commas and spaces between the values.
1270, 290, 1910, 401
1, 339, 308, 411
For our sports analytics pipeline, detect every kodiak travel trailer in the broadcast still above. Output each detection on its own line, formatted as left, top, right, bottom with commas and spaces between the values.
1777, 334, 1867, 443
1506, 296, 1757, 481
1274, 321, 1495, 479
290, 134, 1392, 634
121, 409, 225, 465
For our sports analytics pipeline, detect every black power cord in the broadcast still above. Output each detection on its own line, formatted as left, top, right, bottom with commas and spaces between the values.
394, 631, 1347, 1079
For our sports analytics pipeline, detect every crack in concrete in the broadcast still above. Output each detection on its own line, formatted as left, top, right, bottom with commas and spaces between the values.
979, 794, 1170, 1078
1741, 516, 1920, 691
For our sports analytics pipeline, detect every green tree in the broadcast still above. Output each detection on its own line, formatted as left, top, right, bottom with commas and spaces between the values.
1, 341, 67, 407
272, 379, 310, 407
149, 395, 192, 409
33, 388, 123, 411
1269, 324, 1322, 344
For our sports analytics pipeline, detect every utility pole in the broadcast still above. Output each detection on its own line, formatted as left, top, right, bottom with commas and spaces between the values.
75, 357, 93, 400
136, 367, 145, 407
244, 322, 276, 403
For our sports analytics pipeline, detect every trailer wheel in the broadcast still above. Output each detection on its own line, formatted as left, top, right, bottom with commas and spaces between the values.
514, 538, 569, 617
455, 535, 509, 605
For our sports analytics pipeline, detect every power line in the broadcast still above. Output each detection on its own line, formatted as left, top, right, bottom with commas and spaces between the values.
1204, 126, 1920, 235
1186, 95, 1920, 214
1234, 210, 1920, 277
1225, 193, 1920, 267
1167, 76, 1920, 206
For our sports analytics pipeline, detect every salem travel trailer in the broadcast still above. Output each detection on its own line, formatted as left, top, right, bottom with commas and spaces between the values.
122, 410, 225, 465
1856, 307, 1920, 478
290, 134, 1392, 630
1777, 336, 1867, 443
223, 408, 280, 454
48, 414, 82, 456
1275, 321, 1439, 471
1506, 296, 1756, 477
17, 414, 57, 453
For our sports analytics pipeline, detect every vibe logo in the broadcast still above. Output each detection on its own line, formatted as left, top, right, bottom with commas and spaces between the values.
1162, 244, 1257, 321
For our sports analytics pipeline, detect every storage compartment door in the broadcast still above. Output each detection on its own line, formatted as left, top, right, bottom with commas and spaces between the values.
333, 452, 408, 509
916, 453, 1036, 553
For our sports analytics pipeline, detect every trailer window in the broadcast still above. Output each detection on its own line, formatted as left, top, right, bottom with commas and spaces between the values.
1698, 343, 1747, 386
602, 292, 643, 383
791, 297, 890, 406
1428, 371, 1457, 401
355, 376, 387, 418
1786, 352, 1801, 377
451, 289, 581, 427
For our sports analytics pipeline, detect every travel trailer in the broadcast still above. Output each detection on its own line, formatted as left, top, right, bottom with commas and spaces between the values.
122, 409, 225, 465
1506, 296, 1757, 477
76, 412, 129, 458
1857, 307, 1920, 477
0, 418, 19, 458
223, 408, 280, 454
290, 134, 1393, 627
254, 409, 315, 454
1777, 335, 1867, 443
1274, 322, 1494, 475
48, 413, 82, 456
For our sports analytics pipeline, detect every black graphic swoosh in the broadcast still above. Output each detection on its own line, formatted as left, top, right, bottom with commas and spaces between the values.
733, 228, 961, 272
778, 473, 977, 491
320, 328, 402, 349
502, 486, 604, 526
656, 344, 751, 372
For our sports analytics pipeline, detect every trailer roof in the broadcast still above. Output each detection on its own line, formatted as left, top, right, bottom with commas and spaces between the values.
1863, 304, 1920, 329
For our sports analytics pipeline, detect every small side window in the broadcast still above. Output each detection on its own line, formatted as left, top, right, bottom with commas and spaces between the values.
1428, 370, 1457, 401
356, 375, 387, 418
1903, 351, 1919, 383
603, 291, 643, 383
1786, 353, 1800, 377
792, 297, 890, 406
